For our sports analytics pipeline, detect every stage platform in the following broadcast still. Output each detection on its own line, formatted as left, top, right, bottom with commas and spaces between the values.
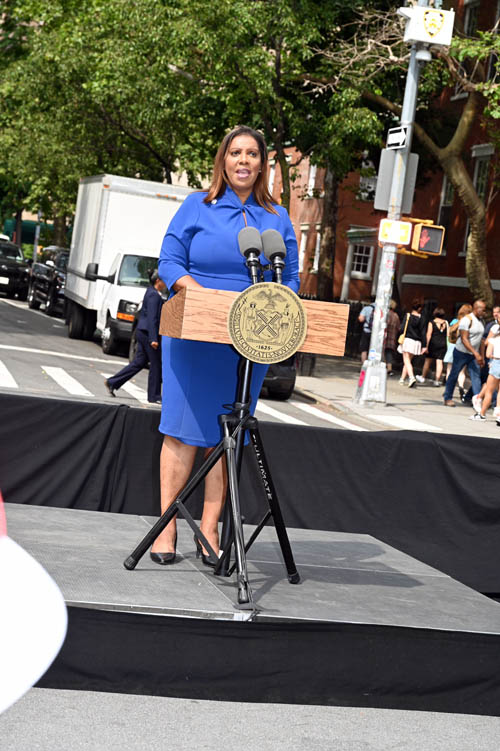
6, 503, 500, 716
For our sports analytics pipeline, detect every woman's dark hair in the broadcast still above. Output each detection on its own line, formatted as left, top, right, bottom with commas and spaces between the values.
433, 307, 445, 318
204, 125, 277, 214
411, 298, 423, 311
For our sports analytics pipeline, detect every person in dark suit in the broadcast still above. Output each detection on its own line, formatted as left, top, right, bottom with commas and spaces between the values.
105, 271, 166, 403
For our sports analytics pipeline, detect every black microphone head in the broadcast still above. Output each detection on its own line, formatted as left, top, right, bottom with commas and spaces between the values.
238, 226, 262, 258
261, 229, 286, 261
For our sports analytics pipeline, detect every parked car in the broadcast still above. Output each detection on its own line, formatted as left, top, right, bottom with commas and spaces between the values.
0, 240, 29, 300
28, 246, 69, 316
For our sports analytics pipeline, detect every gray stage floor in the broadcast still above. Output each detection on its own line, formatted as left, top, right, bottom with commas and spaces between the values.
5, 503, 500, 633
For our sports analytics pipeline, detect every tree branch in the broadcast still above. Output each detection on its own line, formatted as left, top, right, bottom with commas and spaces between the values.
361, 89, 441, 159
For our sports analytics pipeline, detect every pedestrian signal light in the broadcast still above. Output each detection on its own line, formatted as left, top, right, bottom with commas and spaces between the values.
411, 224, 445, 255
378, 219, 412, 245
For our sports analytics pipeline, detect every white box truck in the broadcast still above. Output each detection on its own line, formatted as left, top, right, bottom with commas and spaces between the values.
65, 174, 192, 353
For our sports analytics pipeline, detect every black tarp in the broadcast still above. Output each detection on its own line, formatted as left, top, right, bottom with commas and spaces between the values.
2, 392, 500, 593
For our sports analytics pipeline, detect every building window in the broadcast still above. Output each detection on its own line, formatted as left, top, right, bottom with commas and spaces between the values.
487, 1, 500, 80
306, 163, 317, 197
268, 161, 276, 195
358, 152, 377, 201
438, 175, 454, 253
299, 227, 309, 272
351, 244, 374, 280
464, 0, 480, 37
312, 229, 321, 274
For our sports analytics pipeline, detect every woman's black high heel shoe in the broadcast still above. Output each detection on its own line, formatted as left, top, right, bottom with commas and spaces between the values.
150, 534, 177, 565
194, 534, 217, 568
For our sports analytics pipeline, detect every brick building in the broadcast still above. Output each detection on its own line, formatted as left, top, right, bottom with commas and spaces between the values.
271, 0, 500, 317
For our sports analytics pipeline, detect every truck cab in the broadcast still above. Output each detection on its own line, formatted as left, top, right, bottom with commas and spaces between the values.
98, 252, 158, 354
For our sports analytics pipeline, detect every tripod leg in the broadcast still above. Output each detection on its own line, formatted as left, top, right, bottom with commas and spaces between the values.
223, 432, 253, 607
249, 425, 300, 584
123, 440, 225, 569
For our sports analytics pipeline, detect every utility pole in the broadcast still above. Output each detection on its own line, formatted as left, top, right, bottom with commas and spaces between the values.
354, 0, 454, 405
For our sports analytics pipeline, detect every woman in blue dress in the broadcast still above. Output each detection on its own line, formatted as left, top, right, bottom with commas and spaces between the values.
150, 126, 300, 565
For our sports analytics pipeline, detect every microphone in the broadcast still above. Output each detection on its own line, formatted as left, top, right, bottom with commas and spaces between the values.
261, 229, 287, 284
238, 227, 263, 285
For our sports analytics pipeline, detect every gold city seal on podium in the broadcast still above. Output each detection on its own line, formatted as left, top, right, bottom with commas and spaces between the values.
228, 282, 307, 365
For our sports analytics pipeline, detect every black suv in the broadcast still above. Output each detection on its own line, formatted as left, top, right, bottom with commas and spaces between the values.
0, 239, 29, 300
28, 246, 69, 316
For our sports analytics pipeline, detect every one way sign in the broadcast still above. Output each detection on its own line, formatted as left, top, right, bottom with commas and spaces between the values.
386, 126, 408, 150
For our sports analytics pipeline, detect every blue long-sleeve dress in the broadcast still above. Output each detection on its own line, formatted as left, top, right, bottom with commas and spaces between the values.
158, 186, 300, 447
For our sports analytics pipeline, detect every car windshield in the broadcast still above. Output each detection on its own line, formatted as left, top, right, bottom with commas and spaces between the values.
56, 254, 69, 271
117, 255, 157, 287
0, 243, 23, 261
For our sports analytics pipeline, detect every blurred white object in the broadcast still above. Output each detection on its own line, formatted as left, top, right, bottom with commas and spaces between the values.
0, 500, 67, 714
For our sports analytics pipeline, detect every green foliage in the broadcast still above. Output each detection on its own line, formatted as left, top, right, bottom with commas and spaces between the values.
0, 0, 397, 222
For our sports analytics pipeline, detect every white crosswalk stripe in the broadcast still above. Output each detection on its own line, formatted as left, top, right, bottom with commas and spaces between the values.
370, 415, 443, 432
101, 373, 149, 404
289, 400, 366, 431
41, 366, 93, 397
256, 400, 307, 425
0, 360, 18, 389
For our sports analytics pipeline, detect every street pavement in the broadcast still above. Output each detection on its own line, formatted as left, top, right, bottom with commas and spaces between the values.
3, 687, 500, 751
295, 355, 500, 440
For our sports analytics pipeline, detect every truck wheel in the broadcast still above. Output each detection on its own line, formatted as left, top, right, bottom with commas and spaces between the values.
68, 302, 85, 339
17, 287, 28, 302
27, 284, 40, 310
82, 310, 96, 340
102, 319, 118, 355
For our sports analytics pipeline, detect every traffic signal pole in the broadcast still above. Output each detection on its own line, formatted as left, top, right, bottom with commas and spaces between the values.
354, 0, 432, 405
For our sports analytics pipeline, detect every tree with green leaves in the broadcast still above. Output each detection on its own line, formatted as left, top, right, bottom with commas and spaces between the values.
312, 3, 500, 307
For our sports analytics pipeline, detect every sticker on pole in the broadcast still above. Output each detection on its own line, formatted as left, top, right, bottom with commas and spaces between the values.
386, 126, 408, 150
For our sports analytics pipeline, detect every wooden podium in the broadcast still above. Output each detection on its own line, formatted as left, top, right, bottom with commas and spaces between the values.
126, 287, 349, 610
160, 286, 349, 357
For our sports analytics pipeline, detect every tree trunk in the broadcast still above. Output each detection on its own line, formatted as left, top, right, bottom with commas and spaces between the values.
441, 152, 492, 307
316, 167, 338, 302
52, 215, 67, 247
275, 147, 290, 211
14, 209, 23, 246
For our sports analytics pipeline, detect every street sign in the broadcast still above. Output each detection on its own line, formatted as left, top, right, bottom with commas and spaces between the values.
374, 150, 419, 213
386, 126, 408, 150
378, 219, 412, 245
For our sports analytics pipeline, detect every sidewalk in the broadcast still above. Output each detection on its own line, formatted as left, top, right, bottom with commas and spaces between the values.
295, 356, 500, 439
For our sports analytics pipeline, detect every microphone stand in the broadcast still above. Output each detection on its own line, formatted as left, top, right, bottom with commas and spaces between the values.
123, 259, 300, 611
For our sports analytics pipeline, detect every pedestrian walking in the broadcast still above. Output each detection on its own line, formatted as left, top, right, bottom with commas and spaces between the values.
470, 323, 500, 422
358, 297, 375, 364
419, 307, 448, 385
384, 300, 400, 377
398, 299, 427, 388
443, 303, 472, 400
105, 271, 166, 403
443, 299, 486, 407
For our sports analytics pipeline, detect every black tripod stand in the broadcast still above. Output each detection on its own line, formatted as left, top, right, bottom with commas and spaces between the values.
123, 349, 300, 609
